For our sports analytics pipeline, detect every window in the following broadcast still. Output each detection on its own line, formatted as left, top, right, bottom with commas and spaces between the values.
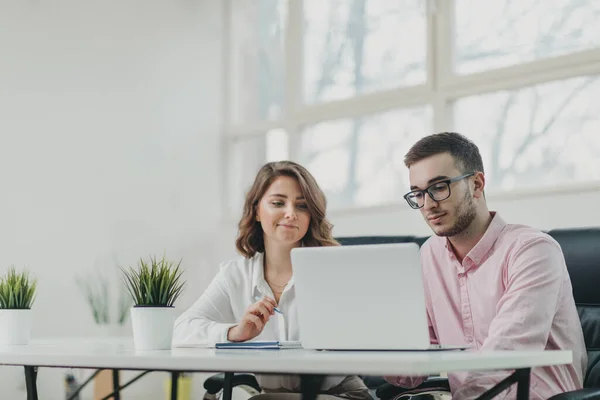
454, 75, 600, 190
224, 0, 600, 214
303, 0, 427, 103
298, 107, 431, 208
454, 0, 600, 74
226, 130, 289, 213
229, 0, 287, 124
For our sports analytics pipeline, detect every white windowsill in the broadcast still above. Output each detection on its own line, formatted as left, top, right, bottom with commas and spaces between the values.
327, 181, 600, 217
222, 181, 600, 223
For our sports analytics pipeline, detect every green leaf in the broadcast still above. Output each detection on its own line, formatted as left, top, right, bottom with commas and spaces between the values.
0, 267, 37, 309
120, 254, 186, 307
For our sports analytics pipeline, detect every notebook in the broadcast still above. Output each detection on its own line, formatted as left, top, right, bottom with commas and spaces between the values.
215, 341, 302, 350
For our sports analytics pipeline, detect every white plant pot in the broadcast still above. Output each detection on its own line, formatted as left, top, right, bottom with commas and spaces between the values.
130, 306, 176, 350
0, 309, 32, 345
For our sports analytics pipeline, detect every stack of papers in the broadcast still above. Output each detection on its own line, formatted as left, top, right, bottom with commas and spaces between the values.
215, 341, 302, 350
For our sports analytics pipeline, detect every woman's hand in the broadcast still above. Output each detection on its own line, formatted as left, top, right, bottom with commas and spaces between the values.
227, 296, 278, 342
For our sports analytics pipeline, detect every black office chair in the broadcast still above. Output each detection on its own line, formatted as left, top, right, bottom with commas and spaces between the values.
202, 373, 261, 400
202, 375, 393, 400
375, 377, 450, 400
545, 228, 600, 400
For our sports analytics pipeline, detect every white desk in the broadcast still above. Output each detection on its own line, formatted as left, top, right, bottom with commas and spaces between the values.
0, 338, 573, 400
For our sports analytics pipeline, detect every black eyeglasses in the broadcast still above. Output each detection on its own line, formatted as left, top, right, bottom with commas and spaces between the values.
403, 173, 475, 209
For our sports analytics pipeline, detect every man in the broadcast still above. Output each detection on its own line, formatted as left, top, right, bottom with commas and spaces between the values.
386, 132, 587, 399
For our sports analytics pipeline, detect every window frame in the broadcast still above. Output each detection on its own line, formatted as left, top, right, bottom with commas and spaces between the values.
221, 0, 600, 216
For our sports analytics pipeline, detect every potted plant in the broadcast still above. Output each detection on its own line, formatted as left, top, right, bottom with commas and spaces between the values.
0, 267, 37, 345
76, 271, 132, 336
121, 255, 185, 350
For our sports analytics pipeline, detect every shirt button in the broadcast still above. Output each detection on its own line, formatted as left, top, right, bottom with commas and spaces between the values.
467, 336, 473, 342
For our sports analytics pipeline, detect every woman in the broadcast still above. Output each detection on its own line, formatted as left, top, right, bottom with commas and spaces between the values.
173, 161, 371, 400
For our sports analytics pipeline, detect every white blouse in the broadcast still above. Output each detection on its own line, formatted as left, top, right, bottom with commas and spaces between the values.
173, 252, 346, 391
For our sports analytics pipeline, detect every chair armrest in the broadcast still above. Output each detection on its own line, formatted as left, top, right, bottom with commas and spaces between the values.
376, 377, 450, 399
548, 389, 600, 400
203, 373, 261, 395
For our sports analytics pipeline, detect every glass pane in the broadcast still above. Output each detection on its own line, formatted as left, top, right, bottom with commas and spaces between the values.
227, 130, 289, 214
298, 107, 432, 209
229, 0, 286, 124
227, 135, 266, 214
455, 0, 600, 74
303, 0, 426, 103
454, 75, 600, 190
266, 128, 289, 161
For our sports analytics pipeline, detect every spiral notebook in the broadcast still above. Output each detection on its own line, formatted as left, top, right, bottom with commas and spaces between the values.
215, 341, 302, 350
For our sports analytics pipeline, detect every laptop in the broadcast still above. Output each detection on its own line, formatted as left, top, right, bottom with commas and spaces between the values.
291, 242, 468, 351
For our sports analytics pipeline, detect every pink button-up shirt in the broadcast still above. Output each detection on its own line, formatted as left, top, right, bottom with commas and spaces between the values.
388, 212, 587, 399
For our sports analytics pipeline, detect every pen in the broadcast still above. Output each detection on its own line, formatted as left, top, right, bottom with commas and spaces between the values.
255, 296, 283, 315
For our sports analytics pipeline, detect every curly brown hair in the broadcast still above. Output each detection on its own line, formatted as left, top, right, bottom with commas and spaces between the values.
236, 161, 339, 258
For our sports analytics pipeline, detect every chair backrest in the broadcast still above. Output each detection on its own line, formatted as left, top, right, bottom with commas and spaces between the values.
547, 228, 600, 388
336, 236, 419, 246
338, 227, 600, 388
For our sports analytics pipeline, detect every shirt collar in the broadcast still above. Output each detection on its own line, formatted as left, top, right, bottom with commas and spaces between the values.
468, 211, 506, 268
251, 252, 268, 295
442, 211, 506, 269
251, 252, 296, 297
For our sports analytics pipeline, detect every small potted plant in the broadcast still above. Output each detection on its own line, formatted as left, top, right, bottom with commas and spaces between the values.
0, 267, 37, 345
121, 255, 185, 350
76, 271, 132, 336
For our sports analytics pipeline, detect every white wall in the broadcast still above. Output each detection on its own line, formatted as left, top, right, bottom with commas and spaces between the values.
0, 1, 225, 398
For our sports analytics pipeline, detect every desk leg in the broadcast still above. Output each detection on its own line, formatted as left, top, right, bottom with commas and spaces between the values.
515, 368, 531, 400
300, 374, 325, 400
112, 369, 121, 400
171, 372, 180, 400
475, 368, 532, 400
24, 366, 38, 400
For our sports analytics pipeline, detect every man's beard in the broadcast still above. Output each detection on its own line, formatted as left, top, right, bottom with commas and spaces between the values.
434, 190, 477, 237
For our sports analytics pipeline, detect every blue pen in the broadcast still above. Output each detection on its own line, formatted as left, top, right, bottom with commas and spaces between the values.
255, 296, 283, 315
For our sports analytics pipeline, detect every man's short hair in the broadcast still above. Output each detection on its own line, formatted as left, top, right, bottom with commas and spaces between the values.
404, 132, 485, 174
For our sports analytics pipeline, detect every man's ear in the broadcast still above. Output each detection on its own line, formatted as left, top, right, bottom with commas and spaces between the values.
472, 171, 486, 199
